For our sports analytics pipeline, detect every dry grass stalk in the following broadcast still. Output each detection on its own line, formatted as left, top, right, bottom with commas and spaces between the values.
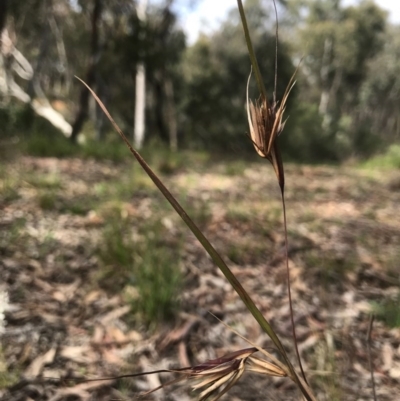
246, 65, 308, 386
366, 315, 377, 401
239, 0, 309, 387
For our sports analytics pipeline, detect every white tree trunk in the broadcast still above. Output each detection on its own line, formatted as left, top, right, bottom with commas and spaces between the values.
134, 0, 148, 149
134, 62, 146, 148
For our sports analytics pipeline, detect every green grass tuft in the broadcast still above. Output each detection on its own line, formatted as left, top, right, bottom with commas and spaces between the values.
22, 134, 77, 158
130, 223, 182, 324
223, 160, 247, 176
38, 191, 57, 210
97, 211, 182, 326
363, 144, 400, 169
373, 296, 400, 328
26, 173, 62, 190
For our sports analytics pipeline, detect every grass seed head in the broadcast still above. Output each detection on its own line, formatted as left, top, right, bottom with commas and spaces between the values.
141, 347, 286, 401
246, 70, 297, 190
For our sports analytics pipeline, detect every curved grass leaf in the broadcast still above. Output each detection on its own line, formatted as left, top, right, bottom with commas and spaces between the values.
75, 77, 316, 401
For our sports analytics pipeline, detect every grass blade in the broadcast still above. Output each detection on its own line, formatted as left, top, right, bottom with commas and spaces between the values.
237, 0, 267, 101
74, 77, 307, 390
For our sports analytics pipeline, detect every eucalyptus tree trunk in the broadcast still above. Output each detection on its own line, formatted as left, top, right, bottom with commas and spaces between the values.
319, 37, 332, 129
164, 77, 177, 151
70, 0, 102, 143
133, 0, 148, 149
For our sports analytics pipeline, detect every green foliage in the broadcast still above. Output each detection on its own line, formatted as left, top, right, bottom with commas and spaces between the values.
3, 0, 399, 162
282, 103, 336, 162
20, 131, 132, 162
289, 0, 389, 159
311, 339, 342, 401
0, 218, 26, 256
140, 143, 191, 175
130, 222, 182, 325
223, 160, 248, 176
0, 350, 19, 389
363, 144, 400, 169
359, 25, 400, 144
181, 1, 296, 152
0, 167, 20, 204
283, 101, 383, 161
26, 173, 62, 190
98, 208, 134, 277
98, 209, 182, 325
183, 198, 212, 228
0, 103, 38, 136
373, 296, 400, 328
226, 240, 266, 265
304, 248, 357, 288
37, 191, 57, 210
60, 199, 94, 216
22, 133, 77, 158
80, 139, 129, 162
225, 205, 253, 225
37, 233, 59, 260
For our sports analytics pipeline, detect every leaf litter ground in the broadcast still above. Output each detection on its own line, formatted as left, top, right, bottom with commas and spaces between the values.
1, 155, 400, 401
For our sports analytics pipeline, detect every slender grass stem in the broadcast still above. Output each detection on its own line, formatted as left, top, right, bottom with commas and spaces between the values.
366, 315, 377, 401
237, 0, 267, 101
75, 76, 319, 401
281, 190, 307, 383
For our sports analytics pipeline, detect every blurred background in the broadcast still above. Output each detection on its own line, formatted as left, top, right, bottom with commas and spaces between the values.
1, 0, 399, 162
1, 1, 400, 401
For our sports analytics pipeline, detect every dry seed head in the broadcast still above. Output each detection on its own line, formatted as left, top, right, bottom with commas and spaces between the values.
246, 70, 296, 190
141, 347, 286, 401
246, 71, 295, 161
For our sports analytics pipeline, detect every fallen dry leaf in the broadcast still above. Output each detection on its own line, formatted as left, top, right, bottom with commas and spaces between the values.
24, 348, 56, 378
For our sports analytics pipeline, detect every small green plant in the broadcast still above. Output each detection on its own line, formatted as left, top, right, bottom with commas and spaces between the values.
22, 133, 77, 158
225, 205, 253, 225
154, 151, 185, 175
184, 197, 212, 228
26, 173, 62, 190
0, 180, 19, 204
38, 191, 57, 210
97, 208, 134, 286
0, 166, 20, 203
0, 218, 26, 253
0, 362, 19, 389
363, 144, 400, 169
304, 248, 357, 288
98, 209, 182, 325
223, 160, 248, 176
38, 233, 58, 259
373, 296, 400, 328
140, 142, 202, 175
21, 130, 131, 161
130, 222, 182, 324
59, 197, 94, 215
312, 336, 342, 401
81, 139, 128, 162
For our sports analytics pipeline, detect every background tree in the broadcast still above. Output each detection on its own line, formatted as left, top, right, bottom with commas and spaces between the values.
0, 0, 73, 137
357, 25, 400, 146
181, 0, 295, 152
1, 0, 399, 161
70, 0, 102, 143
133, 0, 148, 149
288, 0, 387, 158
